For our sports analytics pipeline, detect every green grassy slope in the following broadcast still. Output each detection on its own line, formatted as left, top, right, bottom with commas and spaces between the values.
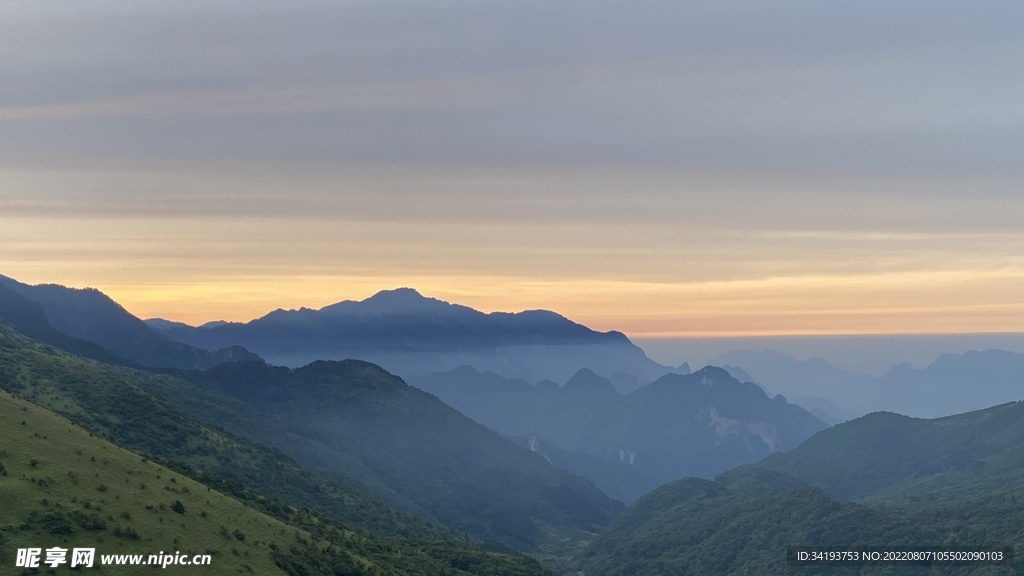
0, 389, 552, 575
0, 388, 292, 575
0, 324, 439, 541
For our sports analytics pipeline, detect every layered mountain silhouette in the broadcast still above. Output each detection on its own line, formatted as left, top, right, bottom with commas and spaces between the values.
0, 394, 548, 576
0, 319, 620, 560
711, 348, 1024, 419
578, 399, 1024, 575
177, 360, 623, 554
0, 325, 555, 575
414, 365, 826, 501
0, 274, 260, 370
0, 280, 132, 366
147, 287, 676, 388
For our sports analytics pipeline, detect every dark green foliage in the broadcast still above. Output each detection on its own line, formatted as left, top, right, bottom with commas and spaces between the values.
70, 511, 107, 531
43, 512, 74, 535
265, 511, 552, 576
171, 500, 186, 514
112, 525, 141, 540
581, 472, 1024, 575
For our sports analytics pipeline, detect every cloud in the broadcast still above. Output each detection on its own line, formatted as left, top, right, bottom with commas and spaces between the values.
1, 0, 1023, 174
0, 72, 571, 121
2, 0, 1024, 335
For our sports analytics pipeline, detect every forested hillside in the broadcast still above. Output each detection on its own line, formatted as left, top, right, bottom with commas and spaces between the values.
577, 402, 1024, 575
0, 388, 550, 576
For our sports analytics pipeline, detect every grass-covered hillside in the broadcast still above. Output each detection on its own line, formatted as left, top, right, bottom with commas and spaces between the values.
577, 403, 1024, 575
0, 389, 294, 575
0, 323, 440, 541
0, 389, 550, 575
0, 322, 614, 571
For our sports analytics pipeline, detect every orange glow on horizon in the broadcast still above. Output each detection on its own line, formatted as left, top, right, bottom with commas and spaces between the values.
3, 165, 1023, 338
1, 270, 1019, 339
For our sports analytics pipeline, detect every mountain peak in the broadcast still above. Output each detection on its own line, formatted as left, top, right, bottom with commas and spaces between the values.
648, 366, 746, 392
369, 287, 425, 300
319, 287, 464, 316
693, 365, 736, 384
562, 368, 620, 396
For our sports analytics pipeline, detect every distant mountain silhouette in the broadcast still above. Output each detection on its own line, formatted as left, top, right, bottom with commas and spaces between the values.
148, 288, 672, 387
0, 274, 261, 370
719, 364, 756, 387
789, 396, 857, 425
414, 365, 826, 500
711, 348, 1024, 418
0, 281, 135, 366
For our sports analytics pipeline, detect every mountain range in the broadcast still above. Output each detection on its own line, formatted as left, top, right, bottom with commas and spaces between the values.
6, 270, 1024, 575
0, 297, 620, 566
145, 287, 679, 389
413, 365, 827, 502
0, 274, 260, 370
711, 348, 1024, 419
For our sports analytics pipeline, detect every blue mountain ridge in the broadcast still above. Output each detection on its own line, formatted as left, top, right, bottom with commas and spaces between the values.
147, 287, 678, 388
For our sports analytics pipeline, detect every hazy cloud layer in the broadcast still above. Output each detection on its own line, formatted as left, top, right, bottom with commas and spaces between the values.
3, 0, 1023, 172
1, 0, 1023, 336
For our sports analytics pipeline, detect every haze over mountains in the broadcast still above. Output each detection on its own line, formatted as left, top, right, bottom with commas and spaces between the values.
415, 366, 826, 502
712, 348, 1024, 420
4, 270, 1024, 574
175, 359, 623, 556
147, 287, 682, 389
0, 288, 619, 567
6, 270, 1024, 424
0, 326, 552, 576
6, 271, 1024, 425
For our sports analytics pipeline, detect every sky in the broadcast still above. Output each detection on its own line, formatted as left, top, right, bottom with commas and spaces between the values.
2, 0, 1023, 341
